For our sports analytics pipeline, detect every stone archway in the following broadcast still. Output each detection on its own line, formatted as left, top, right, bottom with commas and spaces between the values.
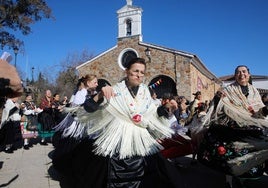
149, 75, 177, 98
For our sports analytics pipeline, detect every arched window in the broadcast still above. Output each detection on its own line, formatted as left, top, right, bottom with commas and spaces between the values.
126, 19, 132, 36
118, 48, 139, 70
121, 50, 137, 68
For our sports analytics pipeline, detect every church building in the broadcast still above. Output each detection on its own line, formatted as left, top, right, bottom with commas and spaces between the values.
76, 0, 220, 101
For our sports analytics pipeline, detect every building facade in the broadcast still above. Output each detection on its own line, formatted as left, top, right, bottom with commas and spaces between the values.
76, 0, 220, 102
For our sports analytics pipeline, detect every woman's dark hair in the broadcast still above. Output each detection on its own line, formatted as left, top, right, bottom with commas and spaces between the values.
125, 57, 146, 70
53, 93, 60, 98
234, 65, 250, 74
73, 78, 83, 95
25, 93, 33, 98
162, 92, 174, 101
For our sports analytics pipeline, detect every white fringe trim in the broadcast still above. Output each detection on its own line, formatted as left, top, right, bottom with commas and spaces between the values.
202, 84, 268, 128
54, 81, 174, 159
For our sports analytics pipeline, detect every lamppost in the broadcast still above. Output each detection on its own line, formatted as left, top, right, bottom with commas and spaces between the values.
145, 47, 151, 62
31, 67, 35, 82
13, 46, 19, 67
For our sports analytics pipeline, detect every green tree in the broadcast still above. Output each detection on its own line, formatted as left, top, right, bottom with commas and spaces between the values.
0, 0, 53, 50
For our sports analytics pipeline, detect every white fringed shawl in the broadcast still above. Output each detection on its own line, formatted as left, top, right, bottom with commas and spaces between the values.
203, 82, 268, 128
58, 81, 173, 159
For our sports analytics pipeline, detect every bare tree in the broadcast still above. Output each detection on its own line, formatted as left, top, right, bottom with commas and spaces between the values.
54, 49, 95, 99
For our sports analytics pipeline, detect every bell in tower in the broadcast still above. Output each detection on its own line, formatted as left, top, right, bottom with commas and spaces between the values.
117, 0, 143, 41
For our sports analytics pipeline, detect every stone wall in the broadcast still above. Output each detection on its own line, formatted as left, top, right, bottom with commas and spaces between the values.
77, 37, 219, 102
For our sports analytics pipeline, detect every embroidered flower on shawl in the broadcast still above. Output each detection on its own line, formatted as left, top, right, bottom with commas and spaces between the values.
217, 146, 226, 155
132, 114, 142, 124
248, 106, 254, 115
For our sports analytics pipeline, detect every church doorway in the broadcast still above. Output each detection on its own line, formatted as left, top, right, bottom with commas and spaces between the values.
149, 75, 177, 99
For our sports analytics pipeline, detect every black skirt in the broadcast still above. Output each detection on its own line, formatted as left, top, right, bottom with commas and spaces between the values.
53, 137, 186, 188
38, 110, 55, 132
0, 120, 21, 146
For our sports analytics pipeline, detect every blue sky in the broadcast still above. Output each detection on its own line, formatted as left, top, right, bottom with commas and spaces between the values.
3, 0, 268, 80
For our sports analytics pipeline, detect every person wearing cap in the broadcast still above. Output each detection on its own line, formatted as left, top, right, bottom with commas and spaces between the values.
184, 91, 202, 125
190, 91, 202, 113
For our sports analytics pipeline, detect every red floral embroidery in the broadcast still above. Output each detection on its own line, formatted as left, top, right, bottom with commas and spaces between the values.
217, 146, 226, 155
132, 114, 142, 124
248, 106, 254, 114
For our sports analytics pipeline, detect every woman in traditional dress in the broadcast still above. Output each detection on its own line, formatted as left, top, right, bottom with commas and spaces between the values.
197, 65, 268, 182
52, 74, 99, 145
51, 93, 66, 125
38, 89, 55, 145
0, 97, 22, 153
52, 74, 99, 172
70, 74, 98, 107
21, 94, 41, 149
53, 58, 185, 188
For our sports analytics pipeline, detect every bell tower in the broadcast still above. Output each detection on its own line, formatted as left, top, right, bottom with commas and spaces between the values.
117, 0, 143, 41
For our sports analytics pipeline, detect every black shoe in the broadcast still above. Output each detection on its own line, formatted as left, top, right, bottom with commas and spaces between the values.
23, 144, 30, 150
40, 141, 48, 146
4, 147, 14, 154
28, 143, 33, 147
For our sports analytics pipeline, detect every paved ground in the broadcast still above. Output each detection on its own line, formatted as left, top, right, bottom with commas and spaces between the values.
1, 139, 268, 188
0, 139, 60, 188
